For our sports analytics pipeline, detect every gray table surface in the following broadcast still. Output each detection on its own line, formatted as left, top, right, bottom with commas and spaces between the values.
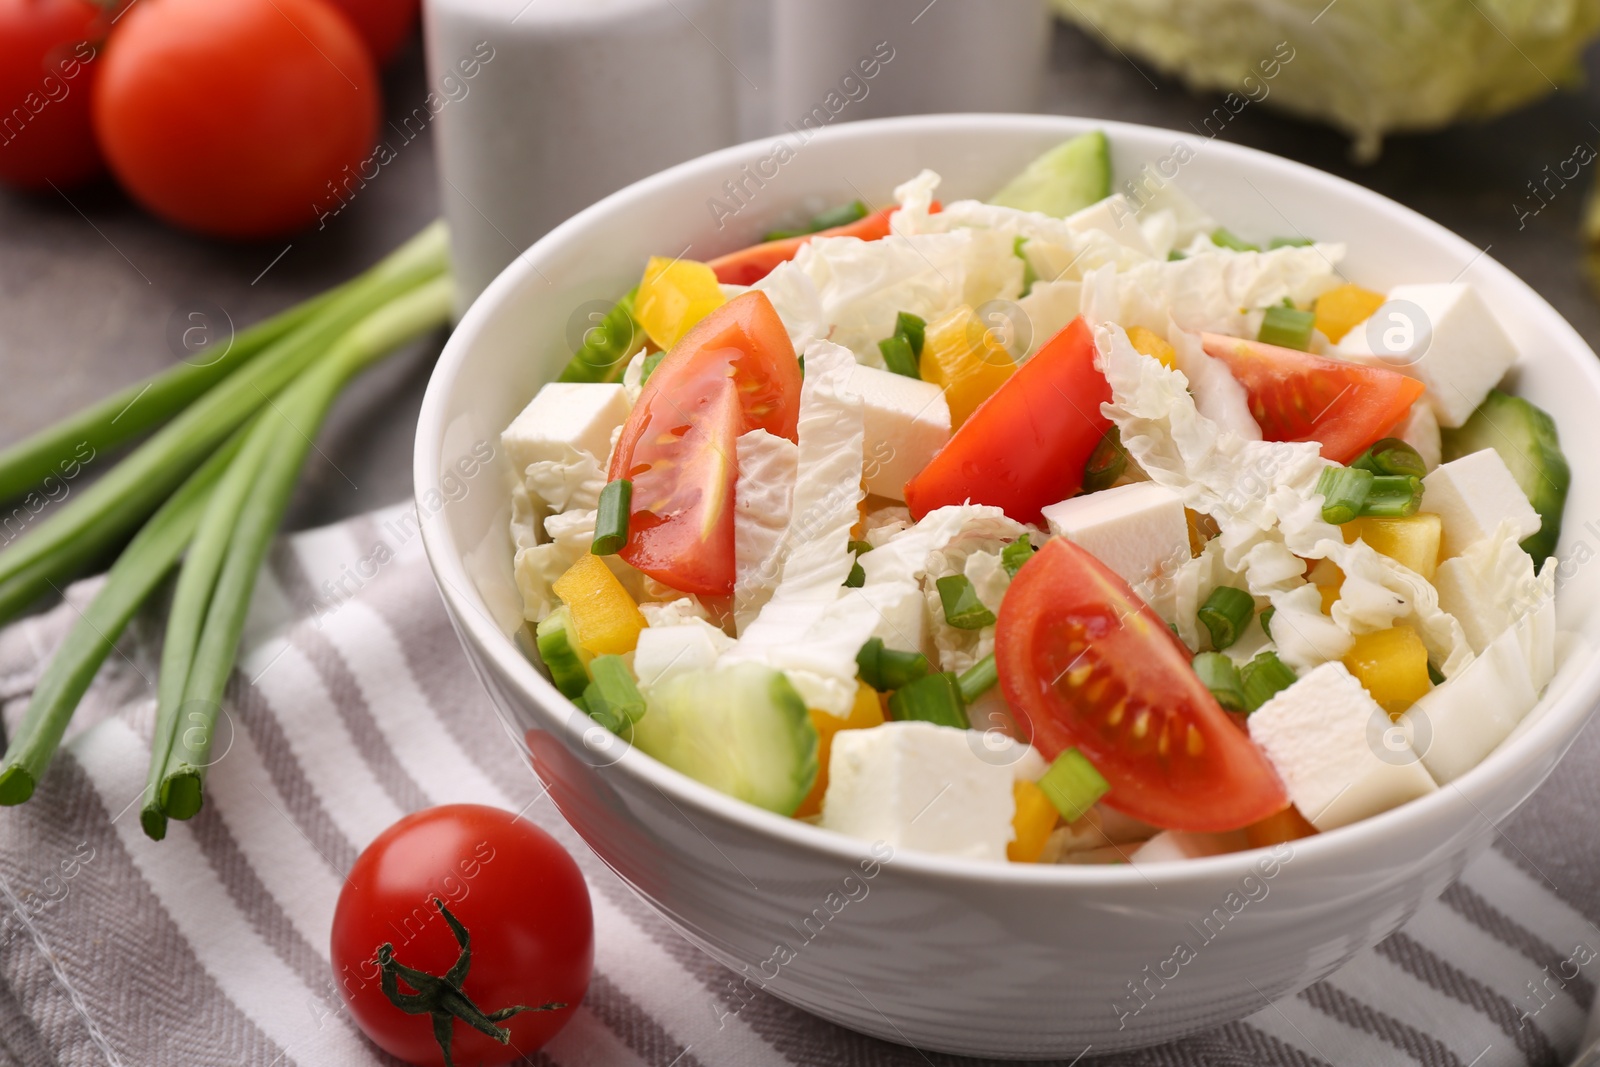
4, 12, 1600, 943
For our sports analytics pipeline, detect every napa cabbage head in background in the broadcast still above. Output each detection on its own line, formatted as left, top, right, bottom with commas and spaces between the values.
1054, 0, 1600, 160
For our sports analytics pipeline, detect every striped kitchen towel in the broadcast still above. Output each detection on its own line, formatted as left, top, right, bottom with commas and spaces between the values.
0, 502, 1595, 1067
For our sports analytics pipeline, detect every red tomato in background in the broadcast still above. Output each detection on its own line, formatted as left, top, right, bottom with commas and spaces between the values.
323, 0, 420, 65
905, 315, 1111, 524
996, 539, 1288, 832
1200, 332, 1425, 464
611, 290, 802, 596
331, 805, 592, 1067
0, 0, 104, 189
92, 0, 379, 239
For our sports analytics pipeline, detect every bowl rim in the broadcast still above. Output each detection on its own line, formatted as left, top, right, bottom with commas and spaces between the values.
416, 111, 1600, 888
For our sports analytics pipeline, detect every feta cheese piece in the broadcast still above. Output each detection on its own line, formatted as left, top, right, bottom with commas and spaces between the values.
1041, 482, 1190, 587
1061, 194, 1157, 257
1334, 283, 1518, 428
633, 619, 734, 692
1420, 449, 1540, 558
845, 363, 950, 501
1400, 626, 1536, 784
501, 383, 629, 477
1131, 830, 1248, 865
1247, 661, 1436, 831
821, 722, 1015, 861
732, 429, 799, 632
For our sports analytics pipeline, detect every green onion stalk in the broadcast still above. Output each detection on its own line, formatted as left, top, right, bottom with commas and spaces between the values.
147, 273, 453, 836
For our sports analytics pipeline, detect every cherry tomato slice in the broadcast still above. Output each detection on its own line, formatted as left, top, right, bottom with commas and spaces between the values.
609, 290, 801, 595
996, 539, 1288, 832
905, 316, 1110, 524
707, 201, 940, 286
1200, 332, 1426, 464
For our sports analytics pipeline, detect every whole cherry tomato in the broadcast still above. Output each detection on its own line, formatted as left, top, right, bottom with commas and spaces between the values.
91, 0, 379, 238
323, 0, 420, 65
331, 805, 593, 1067
0, 0, 105, 189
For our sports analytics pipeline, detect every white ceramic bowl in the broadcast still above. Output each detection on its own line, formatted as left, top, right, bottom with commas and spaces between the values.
415, 114, 1600, 1058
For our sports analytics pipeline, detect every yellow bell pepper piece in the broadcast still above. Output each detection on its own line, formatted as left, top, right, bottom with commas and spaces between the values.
919, 305, 1016, 427
1127, 325, 1178, 369
551, 554, 647, 656
1314, 283, 1387, 345
1342, 625, 1431, 717
794, 682, 886, 819
1306, 557, 1343, 615
1244, 805, 1317, 848
1008, 779, 1059, 863
634, 255, 726, 350
1343, 514, 1443, 581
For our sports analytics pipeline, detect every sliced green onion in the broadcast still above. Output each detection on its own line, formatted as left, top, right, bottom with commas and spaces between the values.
1000, 533, 1035, 577
1351, 437, 1426, 480
1197, 586, 1255, 650
809, 199, 868, 231
1258, 305, 1316, 351
761, 227, 809, 242
1167, 249, 1187, 261
557, 287, 641, 384
878, 334, 920, 378
1268, 236, 1313, 248
1317, 465, 1373, 524
591, 479, 632, 555
848, 539, 874, 557
797, 354, 804, 379
1211, 228, 1260, 253
856, 636, 930, 691
844, 561, 865, 588
1259, 606, 1276, 641
1427, 662, 1446, 686
1361, 474, 1423, 518
1037, 748, 1109, 822
1193, 651, 1246, 712
936, 574, 995, 630
583, 654, 646, 731
536, 607, 592, 699
1081, 426, 1129, 493
887, 671, 969, 729
894, 311, 926, 357
638, 349, 667, 384
1241, 651, 1298, 712
957, 653, 998, 704
1013, 236, 1038, 297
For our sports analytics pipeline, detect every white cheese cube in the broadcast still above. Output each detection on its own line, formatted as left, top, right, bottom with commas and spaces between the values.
844, 363, 950, 501
1247, 662, 1436, 831
1420, 450, 1540, 558
1131, 830, 1248, 865
501, 383, 630, 476
632, 620, 733, 692
1041, 482, 1190, 587
821, 722, 1016, 862
1399, 627, 1535, 784
1333, 283, 1518, 428
1061, 194, 1157, 257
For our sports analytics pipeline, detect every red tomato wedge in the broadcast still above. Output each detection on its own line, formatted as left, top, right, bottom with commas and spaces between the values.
707, 202, 940, 286
996, 539, 1288, 832
904, 316, 1110, 524
610, 291, 801, 596
1201, 332, 1425, 464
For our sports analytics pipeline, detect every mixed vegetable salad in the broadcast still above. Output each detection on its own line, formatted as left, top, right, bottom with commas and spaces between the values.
505, 131, 1570, 865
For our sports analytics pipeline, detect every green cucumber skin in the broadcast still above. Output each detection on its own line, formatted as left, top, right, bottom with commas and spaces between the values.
631, 663, 818, 817
989, 131, 1112, 219
1442, 390, 1570, 563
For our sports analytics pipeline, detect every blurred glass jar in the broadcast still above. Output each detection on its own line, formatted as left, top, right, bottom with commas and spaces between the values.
424, 0, 740, 310
770, 0, 1049, 131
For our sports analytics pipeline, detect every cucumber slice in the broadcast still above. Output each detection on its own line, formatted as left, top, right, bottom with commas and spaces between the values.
1441, 390, 1570, 563
536, 607, 592, 698
631, 663, 818, 816
989, 131, 1112, 218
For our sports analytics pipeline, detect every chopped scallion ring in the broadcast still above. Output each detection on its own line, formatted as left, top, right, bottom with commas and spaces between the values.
591, 479, 632, 555
1037, 748, 1109, 822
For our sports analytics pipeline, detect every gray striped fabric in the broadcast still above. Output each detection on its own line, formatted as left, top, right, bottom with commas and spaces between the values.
0, 503, 1594, 1067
